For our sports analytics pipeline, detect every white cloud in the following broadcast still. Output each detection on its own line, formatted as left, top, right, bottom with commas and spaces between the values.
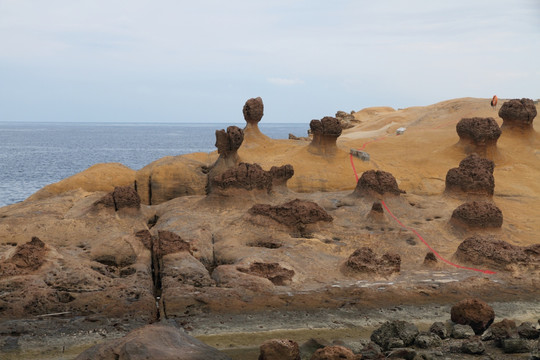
267, 77, 304, 86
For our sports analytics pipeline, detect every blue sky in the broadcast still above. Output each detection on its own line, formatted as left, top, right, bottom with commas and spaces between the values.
0, 0, 539, 123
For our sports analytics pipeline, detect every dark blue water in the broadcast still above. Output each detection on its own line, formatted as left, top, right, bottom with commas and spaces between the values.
0, 122, 308, 207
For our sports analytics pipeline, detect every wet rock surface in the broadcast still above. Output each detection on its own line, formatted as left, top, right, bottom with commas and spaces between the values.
499, 98, 537, 130
353, 170, 404, 198
450, 298, 495, 335
344, 247, 400, 276
445, 153, 495, 196
450, 201, 503, 229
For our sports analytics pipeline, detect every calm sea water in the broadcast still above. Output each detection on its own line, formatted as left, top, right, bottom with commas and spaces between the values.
0, 122, 309, 207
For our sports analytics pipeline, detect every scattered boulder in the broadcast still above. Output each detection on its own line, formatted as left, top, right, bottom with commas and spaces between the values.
414, 332, 442, 348
502, 338, 530, 353
370, 320, 419, 350
95, 185, 140, 211
308, 117, 342, 156
386, 348, 417, 359
456, 117, 501, 155
429, 321, 449, 339
517, 322, 540, 339
310, 345, 357, 360
237, 262, 295, 285
258, 338, 300, 360
74, 323, 232, 360
0, 237, 47, 276
461, 337, 485, 355
491, 319, 518, 346
358, 342, 383, 359
445, 153, 495, 196
451, 324, 475, 339
249, 199, 332, 235
450, 298, 495, 335
344, 247, 400, 276
454, 234, 539, 270
498, 98, 537, 130
450, 201, 503, 229
353, 170, 404, 199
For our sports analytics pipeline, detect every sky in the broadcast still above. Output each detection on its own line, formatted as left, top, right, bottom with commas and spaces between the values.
0, 0, 539, 123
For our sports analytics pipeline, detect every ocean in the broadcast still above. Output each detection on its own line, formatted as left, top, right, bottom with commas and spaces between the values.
0, 122, 309, 207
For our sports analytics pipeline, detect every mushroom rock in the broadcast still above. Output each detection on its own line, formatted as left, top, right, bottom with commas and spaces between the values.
242, 96, 269, 141
450, 298, 495, 335
249, 199, 332, 236
450, 201, 503, 229
456, 117, 501, 156
94, 185, 141, 211
308, 117, 343, 156
454, 234, 539, 270
207, 126, 245, 183
498, 98, 537, 130
353, 170, 404, 199
344, 247, 401, 276
269, 164, 294, 189
335, 110, 356, 129
0, 236, 47, 276
237, 262, 295, 285
445, 154, 495, 197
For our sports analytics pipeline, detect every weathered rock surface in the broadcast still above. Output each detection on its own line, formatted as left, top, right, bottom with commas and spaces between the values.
75, 323, 232, 360
455, 234, 539, 270
310, 345, 357, 360
95, 185, 141, 211
370, 320, 419, 350
353, 170, 404, 198
456, 117, 501, 156
210, 163, 272, 193
450, 298, 495, 335
0, 237, 47, 276
414, 331, 442, 348
206, 126, 245, 186
491, 319, 518, 346
258, 338, 300, 360
499, 98, 537, 130
344, 247, 400, 276
243, 97, 264, 125
450, 201, 503, 229
461, 337, 485, 354
429, 321, 449, 339
445, 153, 495, 196
237, 262, 295, 285
308, 117, 342, 156
335, 110, 356, 129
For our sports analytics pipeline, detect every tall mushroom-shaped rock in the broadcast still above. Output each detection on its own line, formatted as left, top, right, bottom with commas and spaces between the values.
308, 117, 342, 156
456, 117, 501, 157
498, 98, 537, 131
445, 154, 495, 197
243, 96, 270, 141
352, 170, 404, 199
206, 126, 244, 188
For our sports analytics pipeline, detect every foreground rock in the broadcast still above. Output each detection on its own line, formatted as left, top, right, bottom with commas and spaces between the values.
352, 170, 404, 199
499, 98, 537, 130
450, 201, 503, 229
75, 323, 232, 360
445, 154, 495, 197
450, 298, 495, 335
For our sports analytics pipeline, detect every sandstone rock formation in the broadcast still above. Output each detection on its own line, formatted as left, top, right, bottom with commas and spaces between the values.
335, 110, 356, 129
344, 247, 400, 276
94, 185, 141, 211
498, 98, 537, 130
454, 234, 539, 270
366, 201, 388, 223
445, 154, 495, 196
450, 298, 495, 335
450, 201, 503, 229
308, 117, 342, 156
352, 170, 404, 199
206, 126, 245, 187
75, 323, 232, 360
258, 338, 301, 360
0, 237, 47, 276
243, 97, 270, 141
456, 117, 501, 156
269, 164, 294, 189
423, 251, 438, 267
237, 262, 295, 285
249, 199, 332, 235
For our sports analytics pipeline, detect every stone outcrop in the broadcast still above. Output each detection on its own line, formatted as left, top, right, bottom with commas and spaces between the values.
450, 201, 503, 229
445, 154, 495, 196
0, 237, 47, 276
335, 110, 356, 129
344, 247, 400, 276
454, 234, 539, 270
237, 262, 295, 285
308, 117, 342, 156
450, 298, 495, 335
370, 320, 419, 350
258, 339, 300, 360
456, 117, 501, 156
498, 98, 537, 130
206, 126, 245, 186
94, 185, 141, 211
249, 199, 332, 235
269, 164, 294, 188
353, 170, 404, 199
136, 230, 192, 258
75, 323, 232, 360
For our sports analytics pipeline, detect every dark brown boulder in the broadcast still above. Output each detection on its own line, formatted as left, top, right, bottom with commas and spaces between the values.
454, 234, 537, 270
95, 185, 141, 211
499, 98, 537, 130
249, 199, 333, 234
259, 338, 300, 360
456, 117, 501, 156
345, 247, 400, 276
237, 262, 295, 285
243, 97, 264, 125
308, 117, 342, 156
0, 237, 47, 276
491, 319, 518, 346
75, 323, 232, 360
450, 201, 503, 229
445, 154, 495, 196
310, 345, 357, 360
450, 298, 495, 335
353, 170, 404, 198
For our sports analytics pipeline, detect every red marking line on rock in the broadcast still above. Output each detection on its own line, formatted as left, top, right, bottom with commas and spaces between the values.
349, 134, 496, 275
